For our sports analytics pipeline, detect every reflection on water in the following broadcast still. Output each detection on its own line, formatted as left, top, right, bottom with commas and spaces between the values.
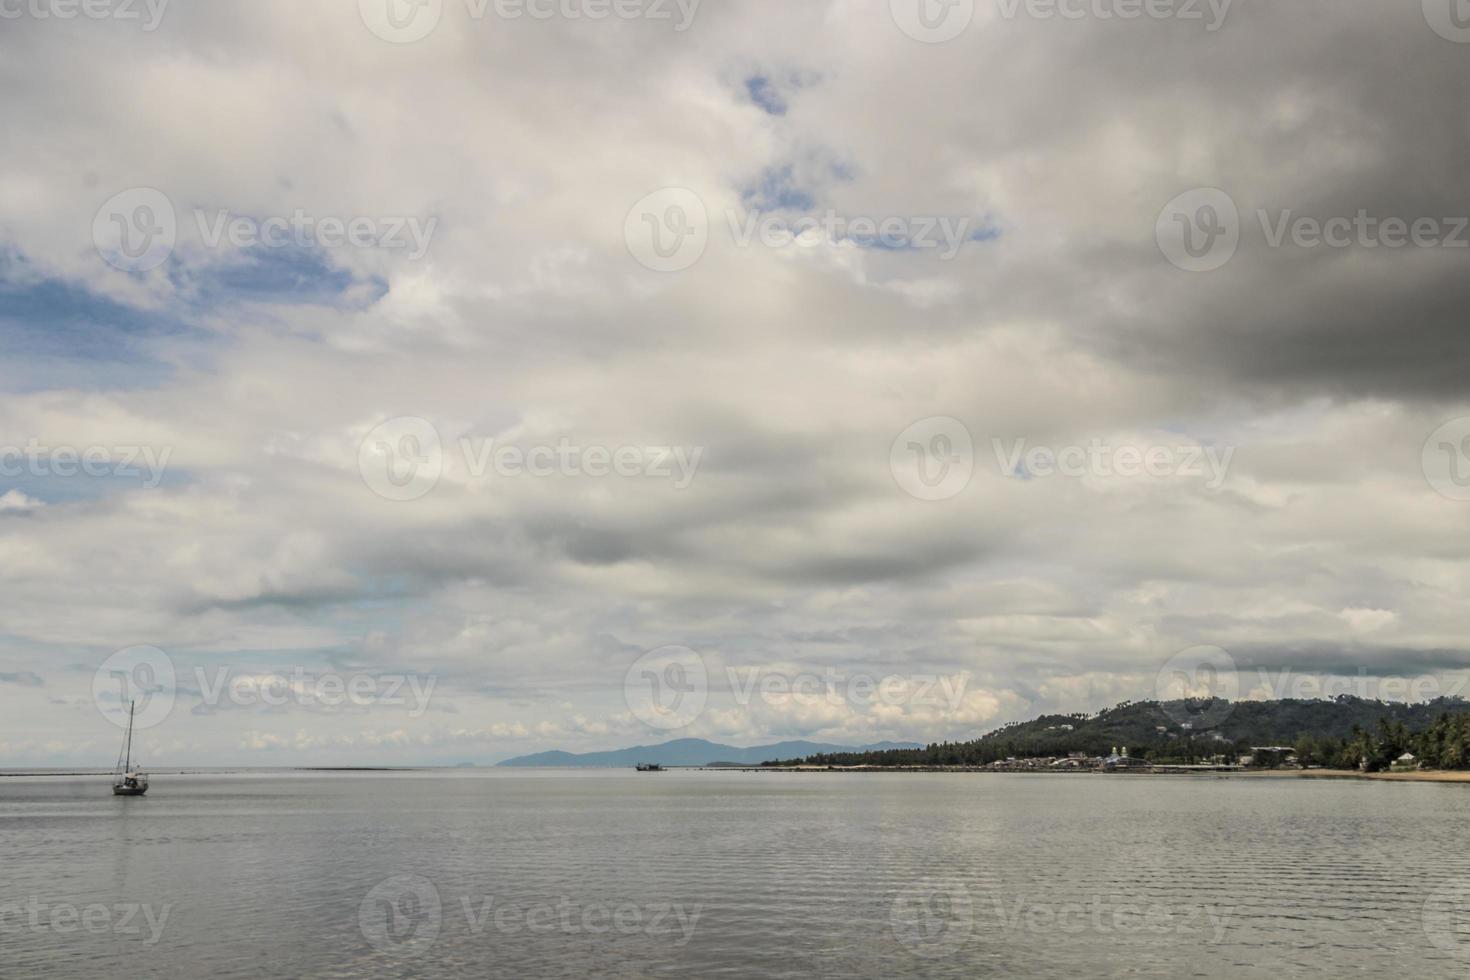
4, 769, 1470, 979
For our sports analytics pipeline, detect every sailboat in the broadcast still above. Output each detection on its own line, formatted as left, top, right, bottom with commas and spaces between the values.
111, 700, 149, 796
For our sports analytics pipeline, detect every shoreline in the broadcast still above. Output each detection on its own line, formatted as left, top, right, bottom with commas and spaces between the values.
702, 765, 1470, 783
9, 766, 1470, 784
1237, 767, 1470, 783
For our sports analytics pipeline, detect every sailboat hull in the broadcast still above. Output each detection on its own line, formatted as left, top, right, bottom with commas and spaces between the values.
111, 701, 150, 796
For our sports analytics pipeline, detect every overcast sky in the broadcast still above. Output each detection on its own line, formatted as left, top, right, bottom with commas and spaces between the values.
2, 0, 1468, 766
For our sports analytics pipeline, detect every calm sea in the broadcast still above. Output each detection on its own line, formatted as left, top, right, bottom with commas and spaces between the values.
4, 769, 1470, 978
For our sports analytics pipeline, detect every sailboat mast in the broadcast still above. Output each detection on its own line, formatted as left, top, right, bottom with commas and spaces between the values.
125, 700, 134, 771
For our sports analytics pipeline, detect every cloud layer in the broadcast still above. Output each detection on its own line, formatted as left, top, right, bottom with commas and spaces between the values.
2, 0, 1468, 764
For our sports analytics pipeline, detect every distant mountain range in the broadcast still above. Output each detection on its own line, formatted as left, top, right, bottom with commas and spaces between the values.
496, 737, 923, 768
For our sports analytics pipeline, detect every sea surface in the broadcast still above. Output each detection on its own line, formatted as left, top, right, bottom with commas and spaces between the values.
4, 769, 1470, 979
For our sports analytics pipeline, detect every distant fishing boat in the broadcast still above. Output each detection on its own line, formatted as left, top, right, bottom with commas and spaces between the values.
111, 700, 149, 796
635, 763, 664, 772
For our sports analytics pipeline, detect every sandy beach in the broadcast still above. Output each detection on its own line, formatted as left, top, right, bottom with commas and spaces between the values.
1241, 768, 1470, 783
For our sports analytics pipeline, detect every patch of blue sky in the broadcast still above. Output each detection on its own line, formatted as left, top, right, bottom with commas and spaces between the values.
178, 242, 388, 311
0, 252, 191, 349
0, 457, 188, 506
0, 241, 388, 392
744, 74, 788, 115
740, 164, 818, 212
839, 216, 1002, 254
0, 252, 198, 391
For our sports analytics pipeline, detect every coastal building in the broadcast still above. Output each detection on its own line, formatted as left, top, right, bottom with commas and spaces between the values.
1245, 746, 1295, 767
1100, 747, 1150, 771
